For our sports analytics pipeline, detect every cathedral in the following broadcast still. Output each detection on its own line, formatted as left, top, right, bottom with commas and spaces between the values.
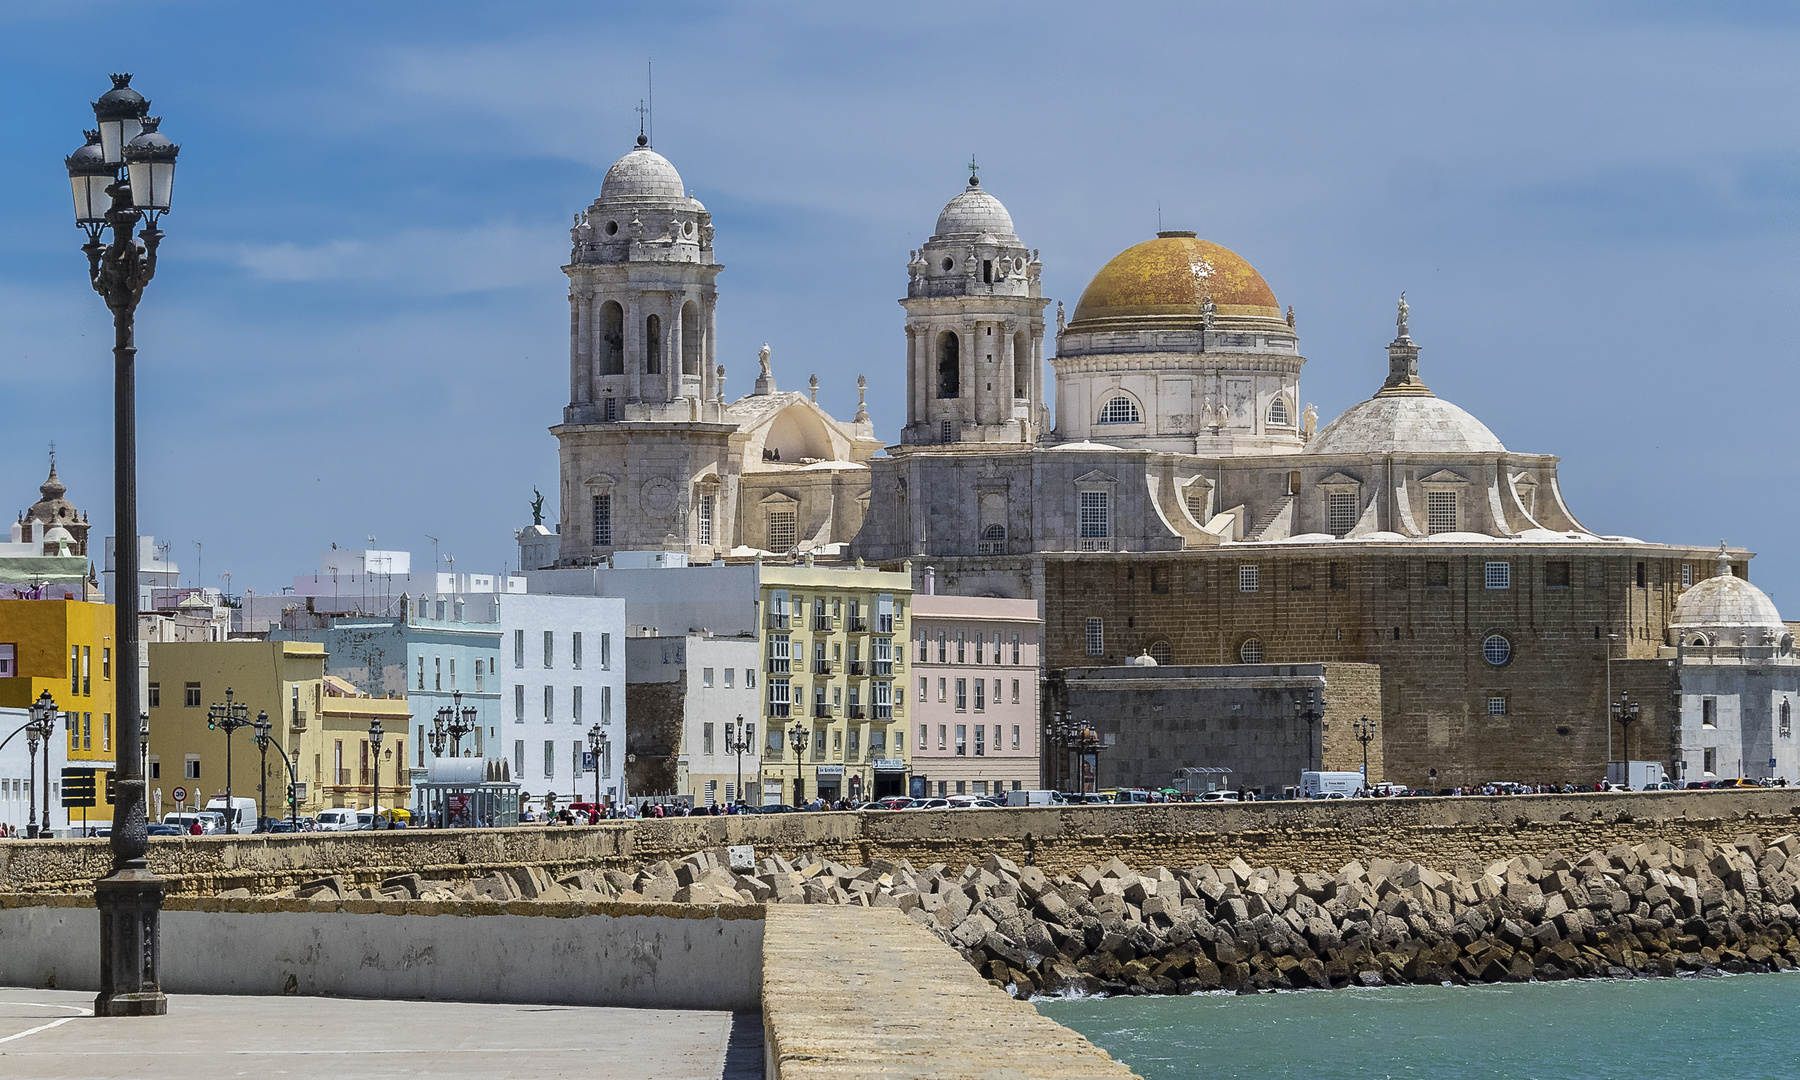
540, 136, 1792, 788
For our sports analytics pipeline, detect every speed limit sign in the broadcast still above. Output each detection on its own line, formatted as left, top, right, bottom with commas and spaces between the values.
172, 786, 187, 803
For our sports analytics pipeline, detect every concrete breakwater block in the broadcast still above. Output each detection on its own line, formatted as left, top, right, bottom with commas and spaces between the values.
264, 834, 1800, 997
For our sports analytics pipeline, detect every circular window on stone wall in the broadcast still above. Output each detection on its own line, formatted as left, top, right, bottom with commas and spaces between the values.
605, 220, 619, 235
1482, 633, 1512, 667
1239, 637, 1264, 664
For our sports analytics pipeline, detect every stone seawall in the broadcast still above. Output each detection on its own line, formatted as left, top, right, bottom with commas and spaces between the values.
2, 790, 1796, 896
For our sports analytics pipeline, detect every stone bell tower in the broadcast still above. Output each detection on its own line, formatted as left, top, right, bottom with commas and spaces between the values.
899, 166, 1048, 446
564, 135, 723, 424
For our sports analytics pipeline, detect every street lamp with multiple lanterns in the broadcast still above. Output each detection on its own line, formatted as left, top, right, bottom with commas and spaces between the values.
1612, 692, 1641, 778
1045, 712, 1105, 796
723, 714, 755, 809
205, 688, 251, 833
788, 721, 808, 806
368, 718, 385, 823
430, 691, 477, 758
1352, 715, 1378, 785
24, 690, 59, 838
67, 71, 179, 1017
1293, 689, 1324, 774
251, 710, 300, 832
586, 723, 608, 813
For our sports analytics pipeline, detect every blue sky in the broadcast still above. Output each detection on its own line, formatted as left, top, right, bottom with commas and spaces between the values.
2, 3, 1798, 601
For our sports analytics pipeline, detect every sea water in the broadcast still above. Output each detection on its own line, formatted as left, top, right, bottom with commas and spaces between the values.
1036, 972, 1800, 1080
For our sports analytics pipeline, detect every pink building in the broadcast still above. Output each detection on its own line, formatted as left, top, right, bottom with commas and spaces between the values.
908, 592, 1041, 799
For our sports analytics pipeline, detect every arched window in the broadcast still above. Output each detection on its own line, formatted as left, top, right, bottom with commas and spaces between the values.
1098, 397, 1141, 424
1238, 637, 1264, 664
1267, 395, 1291, 427
937, 331, 960, 398
1687, 633, 1711, 648
977, 524, 1006, 555
599, 301, 624, 375
1482, 634, 1512, 667
644, 314, 662, 374
680, 301, 701, 375
1013, 331, 1030, 400
1782, 699, 1792, 737
1148, 640, 1172, 665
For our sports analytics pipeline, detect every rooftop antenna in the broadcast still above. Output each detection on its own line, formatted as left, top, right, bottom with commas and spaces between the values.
648, 59, 653, 145
425, 534, 439, 580
1158, 203, 1162, 232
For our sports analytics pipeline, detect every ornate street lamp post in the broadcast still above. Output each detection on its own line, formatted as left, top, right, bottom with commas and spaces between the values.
586, 723, 607, 813
368, 718, 385, 824
1293, 689, 1324, 774
252, 710, 299, 831
205, 688, 251, 833
723, 713, 755, 809
789, 721, 808, 806
1045, 712, 1105, 796
1612, 692, 1640, 785
68, 72, 179, 1017
25, 690, 59, 838
434, 690, 476, 757
1352, 716, 1377, 788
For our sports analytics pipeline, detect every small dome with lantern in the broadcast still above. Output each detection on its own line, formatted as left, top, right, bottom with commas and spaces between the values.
1669, 542, 1789, 650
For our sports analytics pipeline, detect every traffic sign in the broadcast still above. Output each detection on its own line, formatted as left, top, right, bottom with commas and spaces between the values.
172, 785, 187, 803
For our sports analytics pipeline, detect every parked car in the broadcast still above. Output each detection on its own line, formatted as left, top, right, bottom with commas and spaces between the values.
753, 804, 798, 814
146, 823, 181, 836
906, 798, 952, 810
1198, 790, 1242, 803
870, 796, 913, 810
1714, 778, 1762, 789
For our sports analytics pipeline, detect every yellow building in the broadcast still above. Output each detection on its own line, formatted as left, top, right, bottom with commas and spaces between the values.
757, 561, 912, 805
315, 675, 412, 817
0, 598, 118, 829
146, 641, 322, 823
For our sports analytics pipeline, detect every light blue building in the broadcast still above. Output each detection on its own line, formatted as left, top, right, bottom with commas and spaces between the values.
276, 598, 504, 811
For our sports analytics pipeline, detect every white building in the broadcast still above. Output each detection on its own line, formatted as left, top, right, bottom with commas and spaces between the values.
625, 633, 761, 806
0, 705, 69, 836
494, 592, 628, 810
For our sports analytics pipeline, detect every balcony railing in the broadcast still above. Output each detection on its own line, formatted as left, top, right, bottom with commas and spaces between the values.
847, 661, 868, 677
813, 659, 837, 675
768, 702, 792, 718
873, 661, 893, 676
767, 658, 791, 674
874, 704, 893, 719
849, 705, 867, 720
1078, 537, 1114, 552
813, 704, 834, 719
848, 617, 868, 632
766, 612, 789, 629
812, 616, 833, 631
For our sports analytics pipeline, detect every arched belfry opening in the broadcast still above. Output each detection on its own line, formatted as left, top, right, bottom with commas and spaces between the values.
1013, 330, 1030, 399
644, 314, 662, 373
681, 301, 701, 375
600, 301, 624, 375
937, 331, 960, 398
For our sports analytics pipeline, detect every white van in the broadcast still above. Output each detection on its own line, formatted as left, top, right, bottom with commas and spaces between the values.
315, 809, 357, 831
205, 797, 258, 832
1005, 789, 1058, 807
1300, 771, 1366, 798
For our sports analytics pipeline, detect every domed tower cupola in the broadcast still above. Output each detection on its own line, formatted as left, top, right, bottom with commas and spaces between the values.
1668, 541, 1791, 652
25, 456, 89, 557
899, 163, 1049, 447
564, 134, 723, 423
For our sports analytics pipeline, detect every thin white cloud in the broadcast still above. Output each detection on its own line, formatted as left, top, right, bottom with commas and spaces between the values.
204, 222, 564, 293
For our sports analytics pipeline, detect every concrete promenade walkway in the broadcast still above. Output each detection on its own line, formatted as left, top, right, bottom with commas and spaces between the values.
0, 988, 764, 1079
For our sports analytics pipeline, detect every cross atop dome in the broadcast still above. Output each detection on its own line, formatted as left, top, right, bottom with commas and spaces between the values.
967, 154, 979, 187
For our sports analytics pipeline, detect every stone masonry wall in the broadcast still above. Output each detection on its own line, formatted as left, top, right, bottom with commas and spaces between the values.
3, 790, 1796, 896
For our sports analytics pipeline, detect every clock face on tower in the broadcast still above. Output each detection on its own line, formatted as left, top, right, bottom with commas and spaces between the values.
641, 477, 677, 519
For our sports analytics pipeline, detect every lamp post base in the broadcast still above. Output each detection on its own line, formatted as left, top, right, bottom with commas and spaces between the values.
94, 866, 168, 1016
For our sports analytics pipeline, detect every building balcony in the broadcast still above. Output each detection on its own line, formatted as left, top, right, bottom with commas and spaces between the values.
848, 618, 868, 633
849, 705, 867, 720
874, 705, 893, 720
812, 616, 834, 632
767, 660, 791, 674
847, 661, 868, 677
812, 704, 835, 719
1078, 537, 1114, 553
812, 660, 837, 675
873, 662, 893, 676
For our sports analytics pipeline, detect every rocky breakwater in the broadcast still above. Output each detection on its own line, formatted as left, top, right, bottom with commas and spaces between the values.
258, 833, 1800, 998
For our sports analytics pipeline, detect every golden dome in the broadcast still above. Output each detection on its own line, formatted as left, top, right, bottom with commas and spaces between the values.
1067, 232, 1283, 334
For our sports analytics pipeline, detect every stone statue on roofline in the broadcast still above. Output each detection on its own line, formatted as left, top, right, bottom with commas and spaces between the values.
530, 487, 545, 526
1397, 291, 1410, 340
